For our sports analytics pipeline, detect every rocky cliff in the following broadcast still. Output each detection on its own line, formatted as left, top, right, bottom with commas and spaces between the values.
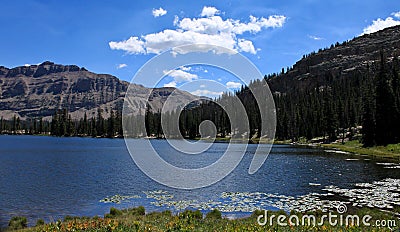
0, 61, 199, 120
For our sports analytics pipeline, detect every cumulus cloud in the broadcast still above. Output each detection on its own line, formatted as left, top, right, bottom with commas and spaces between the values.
226, 81, 242, 89
152, 7, 167, 17
109, 6, 286, 55
201, 6, 220, 17
117, 63, 127, 69
191, 89, 223, 96
237, 39, 257, 54
109, 36, 145, 54
163, 69, 198, 82
392, 11, 400, 18
362, 16, 400, 35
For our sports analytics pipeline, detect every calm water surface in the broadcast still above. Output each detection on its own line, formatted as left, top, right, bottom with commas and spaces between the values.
0, 135, 398, 226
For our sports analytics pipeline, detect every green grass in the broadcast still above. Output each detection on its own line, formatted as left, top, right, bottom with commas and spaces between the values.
322, 140, 400, 161
5, 207, 399, 232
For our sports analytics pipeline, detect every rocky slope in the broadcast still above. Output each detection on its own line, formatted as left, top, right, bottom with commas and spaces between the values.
267, 25, 400, 92
0, 61, 199, 120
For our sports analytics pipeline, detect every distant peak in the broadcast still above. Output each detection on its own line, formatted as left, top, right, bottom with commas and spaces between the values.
39, 61, 55, 66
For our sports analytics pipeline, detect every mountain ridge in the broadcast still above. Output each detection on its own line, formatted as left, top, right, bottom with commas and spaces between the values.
267, 25, 400, 92
0, 61, 199, 120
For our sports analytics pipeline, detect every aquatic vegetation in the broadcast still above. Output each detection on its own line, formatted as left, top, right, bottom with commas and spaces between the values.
99, 178, 400, 216
322, 178, 400, 210
99, 194, 141, 204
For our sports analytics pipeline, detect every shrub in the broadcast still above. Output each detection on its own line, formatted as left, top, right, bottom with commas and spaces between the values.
8, 216, 27, 230
146, 210, 171, 218
130, 206, 145, 216
179, 210, 203, 220
205, 209, 222, 220
35, 218, 45, 226
161, 210, 172, 217
63, 215, 74, 222
251, 209, 264, 218
105, 207, 123, 218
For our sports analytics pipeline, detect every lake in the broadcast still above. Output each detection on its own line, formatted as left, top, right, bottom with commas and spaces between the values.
0, 135, 399, 227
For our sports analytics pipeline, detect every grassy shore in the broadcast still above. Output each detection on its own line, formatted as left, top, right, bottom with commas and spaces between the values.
5, 206, 399, 232
322, 140, 400, 161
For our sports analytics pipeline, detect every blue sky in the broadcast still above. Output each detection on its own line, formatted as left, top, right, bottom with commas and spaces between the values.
0, 0, 399, 97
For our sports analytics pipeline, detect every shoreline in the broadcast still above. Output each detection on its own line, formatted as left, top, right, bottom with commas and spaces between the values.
320, 141, 400, 162
3, 134, 400, 162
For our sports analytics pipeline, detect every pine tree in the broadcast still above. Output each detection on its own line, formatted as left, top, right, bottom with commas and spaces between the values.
361, 90, 375, 147
96, 108, 104, 136
38, 118, 43, 134
0, 117, 3, 134
107, 110, 115, 138
83, 112, 88, 135
375, 53, 397, 145
51, 111, 58, 136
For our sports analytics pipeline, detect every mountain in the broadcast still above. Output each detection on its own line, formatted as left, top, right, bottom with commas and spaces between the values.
0, 61, 200, 120
267, 25, 400, 93
168, 25, 400, 143
262, 25, 400, 142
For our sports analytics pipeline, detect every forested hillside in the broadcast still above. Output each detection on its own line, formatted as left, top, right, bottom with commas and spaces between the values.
161, 25, 400, 146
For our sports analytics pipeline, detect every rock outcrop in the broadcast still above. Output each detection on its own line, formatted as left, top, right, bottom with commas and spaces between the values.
0, 61, 200, 120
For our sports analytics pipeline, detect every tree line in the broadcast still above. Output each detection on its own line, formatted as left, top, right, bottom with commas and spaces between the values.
1, 54, 399, 147
142, 52, 400, 147
0, 108, 123, 138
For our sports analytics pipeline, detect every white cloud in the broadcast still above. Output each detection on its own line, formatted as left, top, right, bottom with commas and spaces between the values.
308, 35, 324, 40
117, 63, 127, 69
142, 29, 237, 54
163, 81, 177, 87
162, 67, 201, 87
109, 6, 286, 55
109, 36, 145, 54
201, 6, 220, 17
231, 15, 286, 34
391, 11, 400, 18
200, 84, 206, 88
237, 39, 257, 54
191, 89, 223, 96
362, 17, 400, 35
152, 7, 167, 17
226, 81, 242, 89
163, 69, 198, 82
